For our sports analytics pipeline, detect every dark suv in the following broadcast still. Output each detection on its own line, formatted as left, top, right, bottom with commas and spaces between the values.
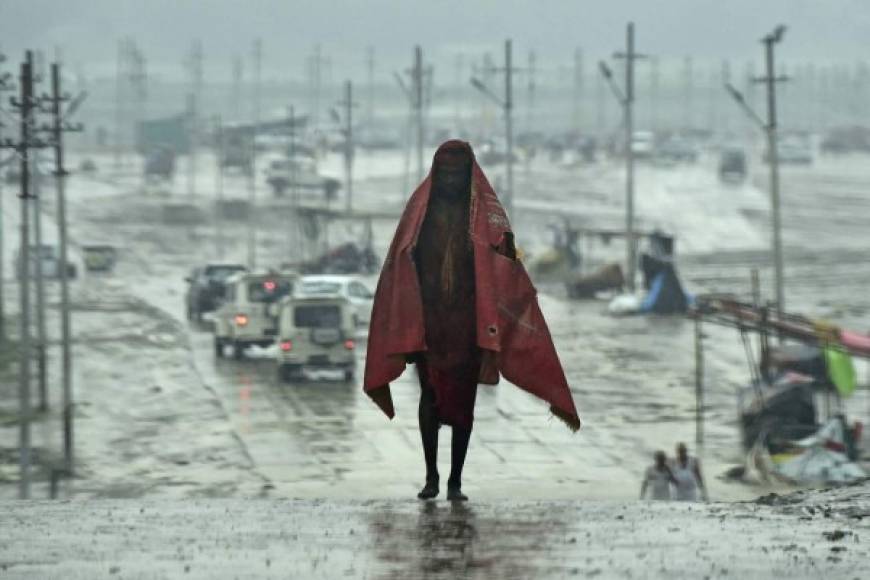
185, 263, 248, 322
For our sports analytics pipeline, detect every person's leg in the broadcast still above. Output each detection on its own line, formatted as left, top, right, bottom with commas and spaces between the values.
417, 376, 440, 499
447, 425, 471, 501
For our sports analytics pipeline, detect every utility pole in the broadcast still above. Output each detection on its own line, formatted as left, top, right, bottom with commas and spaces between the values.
413, 46, 425, 183
725, 25, 788, 319
247, 38, 262, 270
572, 48, 583, 134
47, 61, 82, 474
0, 51, 12, 340
32, 133, 47, 414
186, 40, 203, 197
595, 58, 607, 137
504, 40, 514, 218
288, 106, 301, 261
338, 81, 356, 213
308, 45, 326, 130
232, 56, 243, 121
366, 47, 375, 130
526, 49, 536, 133
1, 51, 42, 498
470, 39, 516, 218
759, 27, 788, 317
650, 56, 660, 134
215, 115, 225, 259
30, 52, 48, 414
683, 56, 694, 132
395, 47, 431, 186
114, 40, 124, 169
601, 22, 647, 293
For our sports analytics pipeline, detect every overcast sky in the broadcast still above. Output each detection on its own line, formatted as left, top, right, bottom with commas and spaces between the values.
3, 0, 870, 80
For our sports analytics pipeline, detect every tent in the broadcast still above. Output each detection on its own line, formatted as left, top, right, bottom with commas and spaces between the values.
639, 254, 689, 314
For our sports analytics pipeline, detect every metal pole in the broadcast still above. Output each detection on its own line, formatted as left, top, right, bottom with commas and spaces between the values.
51, 63, 74, 474
504, 39, 514, 218
0, 52, 7, 341
344, 80, 354, 213
751, 267, 761, 307
18, 52, 34, 499
414, 46, 424, 183
695, 315, 704, 448
764, 36, 785, 318
247, 38, 261, 270
625, 23, 637, 293
289, 106, 300, 261
572, 48, 583, 133
215, 115, 224, 259
32, 142, 48, 413
114, 40, 123, 169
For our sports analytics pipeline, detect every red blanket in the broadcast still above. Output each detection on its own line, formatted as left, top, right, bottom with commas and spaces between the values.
363, 140, 581, 431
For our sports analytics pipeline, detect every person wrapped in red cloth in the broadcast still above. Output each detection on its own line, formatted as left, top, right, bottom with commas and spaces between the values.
364, 140, 581, 501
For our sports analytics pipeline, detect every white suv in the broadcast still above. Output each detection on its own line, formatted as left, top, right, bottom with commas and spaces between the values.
293, 275, 374, 328
213, 271, 296, 359
276, 295, 357, 382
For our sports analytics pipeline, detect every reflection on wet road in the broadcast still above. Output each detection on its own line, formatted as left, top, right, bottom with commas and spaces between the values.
189, 300, 758, 502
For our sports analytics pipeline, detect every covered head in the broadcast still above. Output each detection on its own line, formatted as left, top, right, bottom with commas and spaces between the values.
431, 140, 473, 198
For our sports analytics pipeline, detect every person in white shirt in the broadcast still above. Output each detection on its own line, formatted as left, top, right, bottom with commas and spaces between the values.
670, 442, 708, 501
640, 451, 677, 500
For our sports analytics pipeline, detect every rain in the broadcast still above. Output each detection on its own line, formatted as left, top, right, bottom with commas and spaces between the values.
2, 1, 870, 577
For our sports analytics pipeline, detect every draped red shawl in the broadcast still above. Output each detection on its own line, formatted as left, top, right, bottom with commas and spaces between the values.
363, 140, 581, 431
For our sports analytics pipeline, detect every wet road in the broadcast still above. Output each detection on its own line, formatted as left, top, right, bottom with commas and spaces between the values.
3, 494, 869, 579
5, 150, 870, 502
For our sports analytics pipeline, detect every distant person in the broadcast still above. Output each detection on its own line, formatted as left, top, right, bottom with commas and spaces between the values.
640, 451, 677, 500
364, 140, 581, 502
670, 442, 708, 502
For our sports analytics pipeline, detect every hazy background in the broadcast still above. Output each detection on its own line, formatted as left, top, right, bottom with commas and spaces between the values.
3, 0, 870, 79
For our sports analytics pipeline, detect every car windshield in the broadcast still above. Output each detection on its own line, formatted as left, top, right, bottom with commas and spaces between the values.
294, 304, 341, 328
205, 266, 246, 281
248, 279, 292, 303
298, 281, 343, 296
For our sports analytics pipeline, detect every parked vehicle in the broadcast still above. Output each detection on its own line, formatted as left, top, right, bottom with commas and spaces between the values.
143, 147, 177, 181
276, 294, 357, 382
719, 147, 747, 183
213, 271, 296, 358
185, 263, 248, 321
82, 245, 118, 273
15, 244, 77, 280
293, 275, 374, 328
630, 131, 656, 159
264, 156, 341, 199
764, 136, 813, 165
656, 136, 699, 164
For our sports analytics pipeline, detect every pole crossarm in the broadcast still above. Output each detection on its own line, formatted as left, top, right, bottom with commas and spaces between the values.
469, 77, 504, 107
724, 83, 766, 129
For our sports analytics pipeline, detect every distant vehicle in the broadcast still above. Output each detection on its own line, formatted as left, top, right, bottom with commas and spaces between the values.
476, 140, 519, 166
78, 159, 98, 174
719, 148, 748, 183
82, 245, 118, 273
764, 136, 813, 165
820, 126, 870, 155
213, 271, 296, 358
144, 148, 176, 181
275, 294, 357, 382
15, 244, 77, 280
185, 263, 248, 322
656, 136, 699, 164
630, 131, 656, 159
300, 242, 380, 275
220, 137, 253, 174
293, 275, 374, 328
264, 157, 341, 199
